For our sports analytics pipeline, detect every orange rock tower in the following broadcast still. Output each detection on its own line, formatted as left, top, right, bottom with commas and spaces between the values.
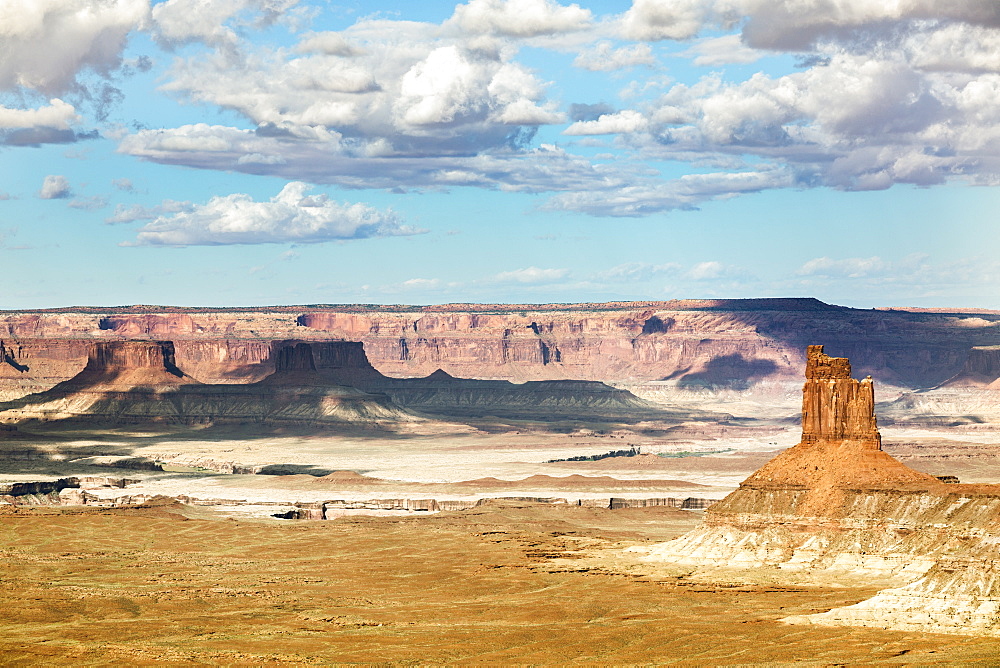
800, 345, 880, 449
734, 345, 936, 502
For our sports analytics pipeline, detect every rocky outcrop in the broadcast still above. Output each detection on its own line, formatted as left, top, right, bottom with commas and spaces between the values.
637, 345, 1000, 637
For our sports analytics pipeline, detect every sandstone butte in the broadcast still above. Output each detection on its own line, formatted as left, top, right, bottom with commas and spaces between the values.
0, 340, 413, 426
0, 339, 661, 426
640, 345, 1000, 636
3, 299, 1000, 402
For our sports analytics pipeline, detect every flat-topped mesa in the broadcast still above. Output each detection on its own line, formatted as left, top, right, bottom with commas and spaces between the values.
71, 340, 189, 386
801, 345, 880, 449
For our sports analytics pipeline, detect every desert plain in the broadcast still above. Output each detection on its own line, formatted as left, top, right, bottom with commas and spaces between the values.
3, 300, 1000, 664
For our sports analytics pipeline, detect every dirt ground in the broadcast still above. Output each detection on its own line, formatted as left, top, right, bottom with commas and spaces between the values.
2, 501, 999, 665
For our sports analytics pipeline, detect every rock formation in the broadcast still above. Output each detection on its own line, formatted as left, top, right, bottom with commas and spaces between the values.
2, 300, 999, 401
292, 339, 661, 418
638, 345, 1000, 637
0, 340, 412, 427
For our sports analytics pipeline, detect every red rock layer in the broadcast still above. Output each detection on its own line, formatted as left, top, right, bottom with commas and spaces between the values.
65, 341, 195, 388
2, 300, 1000, 395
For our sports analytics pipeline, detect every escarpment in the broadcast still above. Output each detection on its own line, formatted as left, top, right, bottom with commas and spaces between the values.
1, 300, 999, 401
640, 345, 1000, 637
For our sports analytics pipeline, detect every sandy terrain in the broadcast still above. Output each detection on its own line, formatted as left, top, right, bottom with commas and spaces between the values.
3, 500, 1000, 665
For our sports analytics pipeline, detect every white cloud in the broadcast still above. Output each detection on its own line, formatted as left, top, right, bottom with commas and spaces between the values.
0, 0, 148, 95
158, 21, 563, 155
446, 0, 592, 37
110, 0, 1000, 217
797, 256, 889, 278
564, 109, 648, 135
296, 31, 363, 57
401, 278, 442, 289
68, 195, 108, 210
38, 175, 72, 199
616, 0, 1000, 50
491, 266, 569, 283
573, 42, 654, 71
105, 200, 193, 224
681, 35, 763, 67
152, 0, 300, 48
127, 182, 422, 246
618, 0, 710, 41
906, 23, 1000, 73
685, 261, 727, 280
0, 99, 77, 129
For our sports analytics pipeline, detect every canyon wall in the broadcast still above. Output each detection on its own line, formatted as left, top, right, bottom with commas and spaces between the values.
2, 300, 999, 400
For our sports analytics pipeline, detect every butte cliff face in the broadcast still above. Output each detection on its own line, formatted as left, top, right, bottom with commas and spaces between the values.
0, 340, 412, 427
639, 346, 1000, 637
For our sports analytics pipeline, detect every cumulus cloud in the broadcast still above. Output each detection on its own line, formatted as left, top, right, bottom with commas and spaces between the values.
446, 0, 592, 37
118, 123, 636, 193
109, 1, 1000, 216
616, 0, 1000, 50
152, 0, 299, 48
0, 0, 147, 95
491, 266, 569, 283
618, 0, 710, 41
573, 42, 654, 71
38, 175, 72, 199
564, 109, 648, 135
127, 182, 421, 246
156, 19, 565, 158
681, 35, 763, 66
0, 99, 78, 129
635, 49, 1000, 191
0, 97, 87, 146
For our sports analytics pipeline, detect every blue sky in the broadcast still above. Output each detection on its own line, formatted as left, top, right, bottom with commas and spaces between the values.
2, 0, 999, 309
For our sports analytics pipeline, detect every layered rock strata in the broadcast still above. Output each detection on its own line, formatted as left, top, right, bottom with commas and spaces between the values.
639, 345, 1000, 636
3, 299, 1000, 401
284, 340, 662, 418
0, 340, 412, 427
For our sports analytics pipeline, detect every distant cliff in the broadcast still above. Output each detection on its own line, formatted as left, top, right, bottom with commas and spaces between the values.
2, 299, 999, 399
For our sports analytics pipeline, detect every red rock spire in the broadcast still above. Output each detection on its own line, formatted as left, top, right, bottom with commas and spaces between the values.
800, 345, 880, 450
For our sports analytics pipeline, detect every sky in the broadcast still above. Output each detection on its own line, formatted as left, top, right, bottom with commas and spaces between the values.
1, 0, 999, 310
